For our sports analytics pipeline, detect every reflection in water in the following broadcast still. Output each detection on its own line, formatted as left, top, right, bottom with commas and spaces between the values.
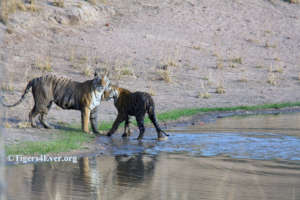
5, 113, 300, 200
115, 154, 156, 186
6, 154, 300, 200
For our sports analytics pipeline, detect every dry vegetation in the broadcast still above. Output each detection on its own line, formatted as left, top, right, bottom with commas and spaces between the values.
216, 81, 226, 94
267, 73, 277, 85
0, 0, 39, 24
82, 65, 93, 77
35, 57, 53, 72
156, 68, 172, 83
264, 41, 277, 49
147, 85, 156, 96
216, 61, 223, 70
53, 0, 65, 8
17, 122, 31, 129
120, 67, 135, 76
230, 57, 243, 64
1, 83, 14, 92
238, 72, 248, 83
199, 81, 211, 99
87, 0, 97, 5
199, 92, 211, 99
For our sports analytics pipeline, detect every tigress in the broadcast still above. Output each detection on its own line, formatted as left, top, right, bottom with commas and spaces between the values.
103, 85, 169, 140
0, 71, 110, 134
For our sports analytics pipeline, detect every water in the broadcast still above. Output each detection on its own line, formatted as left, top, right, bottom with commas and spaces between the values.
5, 113, 300, 200
99, 132, 300, 160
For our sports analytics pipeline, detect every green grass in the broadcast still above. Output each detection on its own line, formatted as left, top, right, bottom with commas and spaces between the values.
5, 130, 95, 155
147, 102, 300, 123
96, 101, 300, 128
5, 101, 300, 155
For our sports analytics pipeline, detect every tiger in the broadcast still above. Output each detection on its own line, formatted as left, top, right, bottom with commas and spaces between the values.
103, 85, 169, 140
0, 71, 110, 134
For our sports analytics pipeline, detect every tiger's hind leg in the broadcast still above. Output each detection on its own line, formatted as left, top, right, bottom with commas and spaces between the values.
148, 107, 168, 140
122, 116, 131, 137
39, 114, 52, 129
39, 101, 53, 129
136, 115, 145, 140
29, 105, 39, 128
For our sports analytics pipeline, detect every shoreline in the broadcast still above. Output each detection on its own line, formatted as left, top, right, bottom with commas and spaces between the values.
4, 102, 300, 157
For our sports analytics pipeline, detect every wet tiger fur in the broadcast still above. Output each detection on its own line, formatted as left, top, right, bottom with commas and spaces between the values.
0, 72, 110, 134
103, 85, 169, 140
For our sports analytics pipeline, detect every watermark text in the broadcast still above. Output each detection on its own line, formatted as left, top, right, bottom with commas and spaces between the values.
7, 155, 78, 164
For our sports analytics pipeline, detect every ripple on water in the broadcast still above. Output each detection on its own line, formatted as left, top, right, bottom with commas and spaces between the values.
108, 132, 300, 161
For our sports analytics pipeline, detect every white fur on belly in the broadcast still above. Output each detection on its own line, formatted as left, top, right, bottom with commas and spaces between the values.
89, 90, 104, 110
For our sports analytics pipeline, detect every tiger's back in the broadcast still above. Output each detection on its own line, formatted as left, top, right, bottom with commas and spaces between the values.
111, 86, 153, 116
105, 85, 168, 140
31, 75, 92, 110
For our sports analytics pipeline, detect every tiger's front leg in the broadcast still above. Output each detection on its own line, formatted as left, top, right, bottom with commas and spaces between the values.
81, 107, 91, 134
90, 106, 100, 134
107, 114, 124, 137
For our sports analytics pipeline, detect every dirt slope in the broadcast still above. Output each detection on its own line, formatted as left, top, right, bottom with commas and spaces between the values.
0, 0, 300, 140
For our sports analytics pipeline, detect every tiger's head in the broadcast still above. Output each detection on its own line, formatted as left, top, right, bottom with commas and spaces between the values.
103, 85, 119, 103
93, 70, 110, 92
89, 70, 111, 110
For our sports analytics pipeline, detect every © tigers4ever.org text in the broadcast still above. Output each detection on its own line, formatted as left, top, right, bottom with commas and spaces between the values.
7, 154, 78, 164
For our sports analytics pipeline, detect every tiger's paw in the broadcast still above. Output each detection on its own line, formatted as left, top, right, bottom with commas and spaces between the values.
158, 136, 168, 141
107, 132, 112, 137
136, 136, 144, 140
93, 130, 101, 135
122, 133, 129, 137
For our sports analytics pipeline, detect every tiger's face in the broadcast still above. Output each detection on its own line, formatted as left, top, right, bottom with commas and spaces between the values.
89, 72, 110, 110
93, 73, 110, 92
103, 85, 118, 101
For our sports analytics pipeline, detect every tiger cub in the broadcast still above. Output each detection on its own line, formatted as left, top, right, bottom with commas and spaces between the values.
103, 85, 169, 140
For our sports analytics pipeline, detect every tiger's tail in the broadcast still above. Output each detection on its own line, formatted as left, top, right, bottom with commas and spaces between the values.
0, 79, 34, 108
146, 95, 169, 137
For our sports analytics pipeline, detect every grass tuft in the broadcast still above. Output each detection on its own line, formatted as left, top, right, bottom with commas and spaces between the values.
267, 73, 277, 85
216, 85, 225, 94
1, 83, 14, 92
53, 0, 64, 8
199, 92, 211, 99
87, 0, 97, 5
157, 68, 172, 83
82, 66, 93, 77
35, 57, 53, 72
230, 57, 243, 64
120, 67, 135, 76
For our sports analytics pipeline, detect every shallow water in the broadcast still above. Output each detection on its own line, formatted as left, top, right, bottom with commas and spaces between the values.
5, 113, 300, 200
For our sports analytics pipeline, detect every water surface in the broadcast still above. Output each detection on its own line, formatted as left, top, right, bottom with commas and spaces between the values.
6, 113, 300, 200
